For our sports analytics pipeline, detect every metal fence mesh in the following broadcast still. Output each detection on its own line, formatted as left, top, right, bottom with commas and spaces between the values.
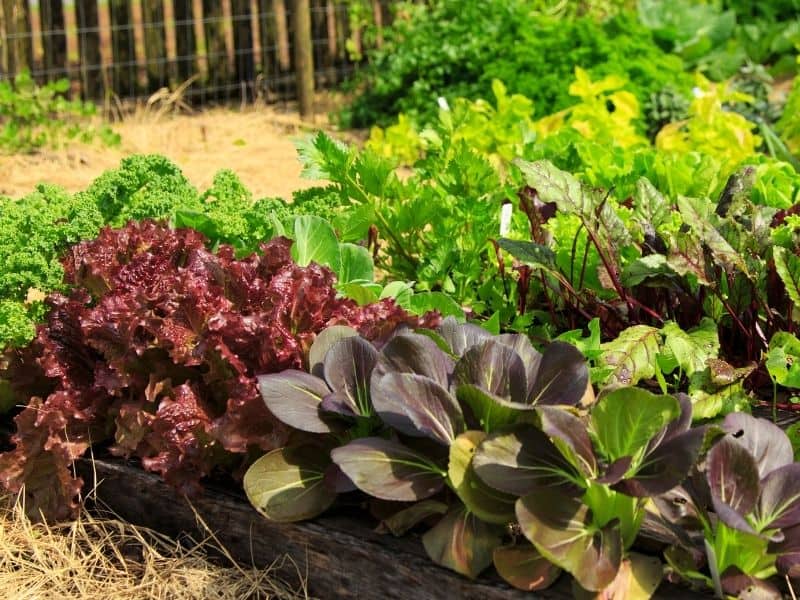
0, 1, 392, 105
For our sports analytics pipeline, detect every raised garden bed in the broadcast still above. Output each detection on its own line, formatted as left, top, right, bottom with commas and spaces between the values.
76, 456, 709, 599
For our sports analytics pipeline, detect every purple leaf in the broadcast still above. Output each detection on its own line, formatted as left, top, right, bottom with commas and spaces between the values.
323, 336, 378, 417
331, 437, 445, 501
722, 413, 793, 479
373, 332, 454, 387
257, 370, 333, 433
371, 372, 464, 445
707, 436, 760, 532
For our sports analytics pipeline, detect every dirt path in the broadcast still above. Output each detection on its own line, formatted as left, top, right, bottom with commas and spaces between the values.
0, 105, 343, 200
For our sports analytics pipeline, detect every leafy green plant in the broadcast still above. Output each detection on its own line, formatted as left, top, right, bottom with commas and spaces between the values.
0, 70, 119, 153
341, 0, 692, 129
473, 389, 702, 593
246, 317, 591, 589
654, 413, 800, 597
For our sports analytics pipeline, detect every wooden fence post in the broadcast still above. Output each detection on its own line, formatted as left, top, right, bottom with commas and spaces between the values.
292, 0, 313, 119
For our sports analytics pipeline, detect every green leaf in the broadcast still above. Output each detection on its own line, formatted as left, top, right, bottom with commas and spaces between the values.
676, 195, 749, 277
337, 282, 381, 305
591, 388, 680, 462
774, 247, 800, 310
497, 238, 557, 271
337, 243, 374, 283
408, 291, 465, 319
659, 318, 719, 377
767, 332, 800, 389
621, 254, 676, 287
456, 384, 520, 432
493, 544, 562, 592
598, 325, 662, 389
448, 431, 516, 524
422, 505, 503, 579
291, 215, 341, 272
514, 159, 631, 246
330, 437, 445, 501
243, 445, 336, 522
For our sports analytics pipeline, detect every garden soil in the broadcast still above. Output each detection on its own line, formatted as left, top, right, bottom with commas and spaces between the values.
0, 102, 353, 200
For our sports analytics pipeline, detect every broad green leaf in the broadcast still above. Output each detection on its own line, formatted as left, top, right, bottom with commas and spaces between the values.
598, 325, 662, 389
767, 332, 800, 389
243, 445, 336, 522
337, 243, 374, 284
408, 291, 465, 319
659, 318, 720, 377
591, 388, 680, 462
331, 438, 445, 501
336, 281, 381, 305
422, 505, 503, 579
621, 254, 676, 287
291, 215, 341, 272
448, 431, 516, 524
516, 487, 622, 592
456, 384, 520, 432
774, 247, 800, 309
493, 544, 561, 592
380, 280, 414, 307
378, 500, 448, 536
256, 370, 333, 433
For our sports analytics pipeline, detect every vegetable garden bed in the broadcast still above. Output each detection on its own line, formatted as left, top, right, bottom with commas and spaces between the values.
76, 455, 703, 600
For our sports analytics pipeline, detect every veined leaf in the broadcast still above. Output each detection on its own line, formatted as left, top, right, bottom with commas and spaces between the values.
371, 372, 465, 445
676, 195, 749, 277
473, 424, 578, 496
707, 436, 760, 534
514, 159, 632, 247
448, 431, 516, 524
323, 336, 379, 418
659, 319, 720, 377
598, 325, 662, 389
331, 437, 445, 501
291, 215, 341, 272
591, 388, 680, 462
774, 247, 800, 310
244, 445, 336, 522
257, 370, 333, 433
338, 243, 374, 284
766, 332, 800, 389
516, 487, 622, 592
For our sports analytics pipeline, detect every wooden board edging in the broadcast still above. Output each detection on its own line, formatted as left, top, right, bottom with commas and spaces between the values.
75, 457, 705, 599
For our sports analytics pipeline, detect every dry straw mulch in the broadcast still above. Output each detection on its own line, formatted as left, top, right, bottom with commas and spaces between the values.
0, 491, 310, 600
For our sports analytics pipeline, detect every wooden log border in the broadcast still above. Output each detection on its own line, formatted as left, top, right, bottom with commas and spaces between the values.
75, 457, 707, 599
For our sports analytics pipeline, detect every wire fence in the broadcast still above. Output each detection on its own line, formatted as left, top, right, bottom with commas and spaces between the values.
0, 0, 394, 105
